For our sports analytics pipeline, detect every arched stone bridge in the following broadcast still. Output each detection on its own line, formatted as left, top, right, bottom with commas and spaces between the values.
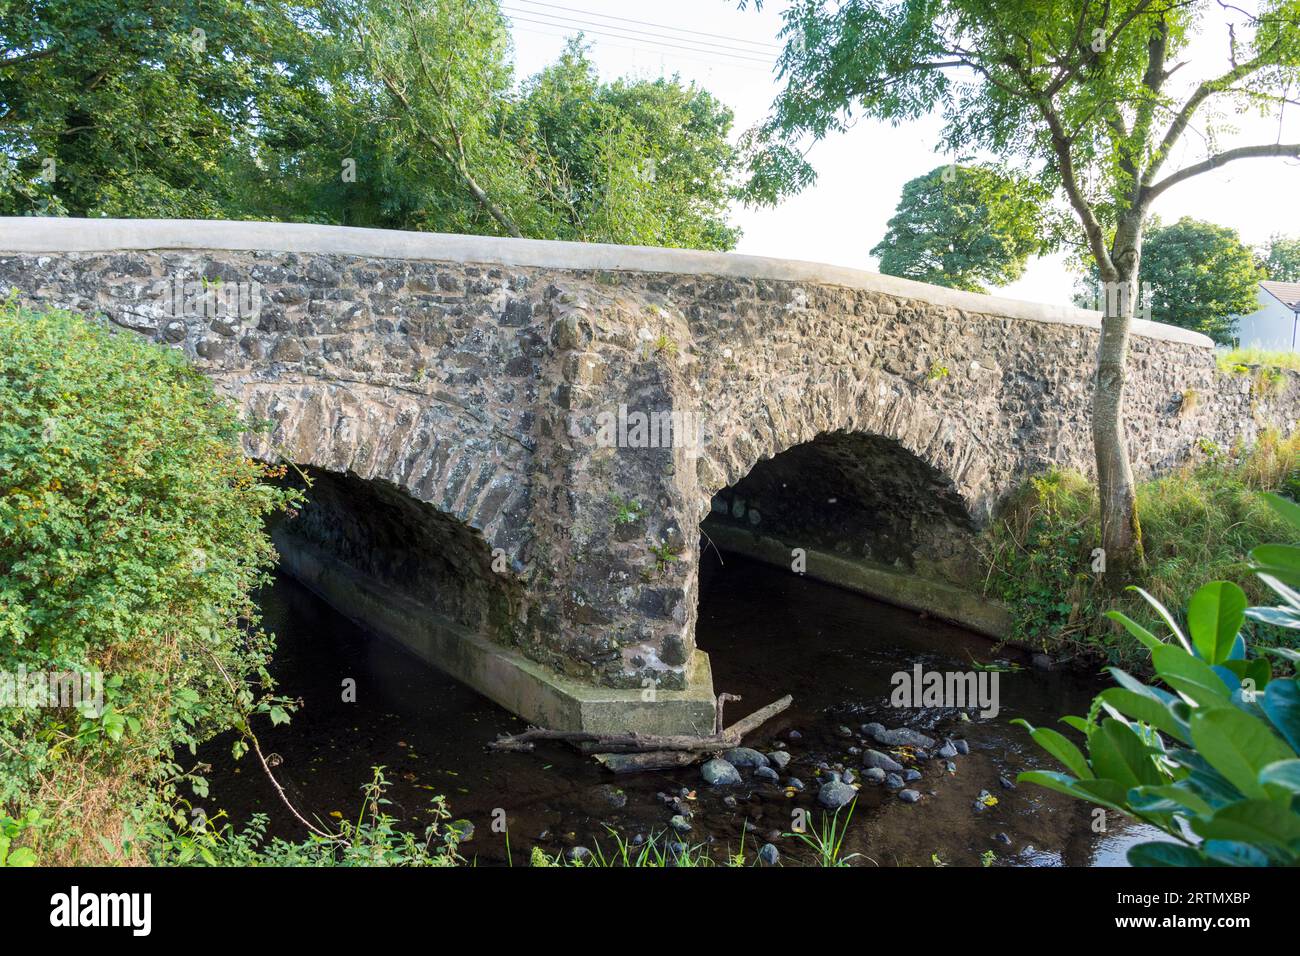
4, 218, 1296, 734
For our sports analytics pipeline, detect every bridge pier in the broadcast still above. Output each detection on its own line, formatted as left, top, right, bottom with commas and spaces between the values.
4, 217, 1295, 734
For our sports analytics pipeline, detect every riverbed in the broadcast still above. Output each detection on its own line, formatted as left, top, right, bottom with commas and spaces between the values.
197, 549, 1160, 866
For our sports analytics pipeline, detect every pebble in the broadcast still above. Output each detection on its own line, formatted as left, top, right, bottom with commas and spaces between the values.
863, 749, 904, 773
754, 766, 780, 783
567, 846, 592, 863
767, 751, 792, 771
669, 815, 692, 833
788, 729, 802, 740
817, 779, 857, 810
722, 795, 739, 809
898, 789, 921, 803
999, 774, 1017, 790
864, 767, 886, 785
937, 740, 959, 759
945, 761, 957, 774
758, 843, 780, 865
995, 832, 1012, 845
723, 747, 770, 768
884, 772, 905, 790
838, 725, 855, 738
842, 769, 857, 785
904, 769, 922, 782
701, 758, 742, 786
953, 739, 970, 755
861, 722, 937, 749
786, 777, 805, 791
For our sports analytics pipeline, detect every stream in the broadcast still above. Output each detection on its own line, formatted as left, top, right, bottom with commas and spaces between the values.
196, 549, 1163, 866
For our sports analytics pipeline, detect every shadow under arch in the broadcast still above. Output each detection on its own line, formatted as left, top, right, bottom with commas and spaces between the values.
697, 428, 1007, 639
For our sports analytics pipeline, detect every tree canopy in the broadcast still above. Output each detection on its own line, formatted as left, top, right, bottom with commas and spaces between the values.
0, 0, 741, 248
1260, 234, 1300, 282
870, 163, 1051, 292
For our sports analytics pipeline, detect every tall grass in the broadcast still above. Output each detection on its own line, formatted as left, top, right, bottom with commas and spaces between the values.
982, 430, 1300, 670
1216, 347, 1300, 374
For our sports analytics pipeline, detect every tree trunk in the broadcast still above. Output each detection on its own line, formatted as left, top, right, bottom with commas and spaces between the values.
1093, 223, 1145, 588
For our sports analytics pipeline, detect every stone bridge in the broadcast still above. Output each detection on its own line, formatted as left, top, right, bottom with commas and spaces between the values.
4, 218, 1296, 734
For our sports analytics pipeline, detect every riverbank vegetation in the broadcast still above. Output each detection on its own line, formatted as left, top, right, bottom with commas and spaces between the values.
1018, 493, 1300, 866
0, 300, 302, 864
982, 430, 1300, 670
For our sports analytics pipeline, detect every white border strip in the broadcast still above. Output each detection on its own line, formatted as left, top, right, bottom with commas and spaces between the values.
0, 217, 1213, 347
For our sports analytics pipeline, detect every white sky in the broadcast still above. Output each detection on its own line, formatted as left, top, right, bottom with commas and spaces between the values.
504, 0, 1299, 307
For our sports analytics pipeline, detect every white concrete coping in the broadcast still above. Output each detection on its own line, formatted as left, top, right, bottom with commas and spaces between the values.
0, 216, 1214, 348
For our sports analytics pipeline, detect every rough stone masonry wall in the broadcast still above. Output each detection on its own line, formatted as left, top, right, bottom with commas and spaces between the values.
4, 232, 1298, 695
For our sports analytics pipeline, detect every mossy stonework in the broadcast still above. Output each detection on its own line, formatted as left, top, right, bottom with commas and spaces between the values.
3, 218, 1297, 730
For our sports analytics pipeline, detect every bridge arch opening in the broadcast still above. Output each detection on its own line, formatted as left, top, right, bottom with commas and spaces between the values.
269, 466, 524, 668
700, 430, 978, 587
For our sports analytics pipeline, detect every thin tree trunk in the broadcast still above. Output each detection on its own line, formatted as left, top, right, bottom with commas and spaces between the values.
1093, 222, 1145, 588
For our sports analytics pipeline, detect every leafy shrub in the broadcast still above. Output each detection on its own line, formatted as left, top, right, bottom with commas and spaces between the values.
137, 768, 462, 867
0, 300, 300, 863
981, 432, 1300, 669
1017, 493, 1300, 866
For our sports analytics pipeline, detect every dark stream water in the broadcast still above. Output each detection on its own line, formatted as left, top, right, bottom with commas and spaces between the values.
198, 549, 1161, 866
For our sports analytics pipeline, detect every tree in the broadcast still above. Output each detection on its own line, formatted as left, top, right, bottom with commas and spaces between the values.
870, 163, 1050, 292
0, 0, 318, 217
1, 1, 741, 249
1261, 234, 1300, 282
741, 0, 1300, 584
511, 39, 740, 249
1075, 218, 1262, 344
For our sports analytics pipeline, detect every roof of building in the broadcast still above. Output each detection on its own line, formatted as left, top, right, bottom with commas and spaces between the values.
1261, 280, 1300, 311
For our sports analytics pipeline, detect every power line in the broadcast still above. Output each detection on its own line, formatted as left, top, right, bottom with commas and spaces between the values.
510, 0, 783, 52
507, 20, 773, 75
502, 12, 778, 65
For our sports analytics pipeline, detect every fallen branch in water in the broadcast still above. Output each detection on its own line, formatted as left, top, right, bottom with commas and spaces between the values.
488, 694, 792, 773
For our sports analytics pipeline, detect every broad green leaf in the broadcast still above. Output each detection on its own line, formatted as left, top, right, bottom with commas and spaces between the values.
1249, 544, 1300, 589
1200, 840, 1270, 867
1105, 610, 1163, 653
1126, 841, 1208, 867
1259, 759, 1300, 794
1189, 707, 1296, 801
1130, 586, 1191, 652
1191, 799, 1300, 852
1126, 783, 1211, 818
1261, 678, 1300, 753
1016, 770, 1090, 803
1012, 719, 1092, 779
1089, 718, 1163, 788
1151, 644, 1233, 706
1186, 582, 1246, 666
1245, 606, 1300, 630
1260, 492, 1300, 533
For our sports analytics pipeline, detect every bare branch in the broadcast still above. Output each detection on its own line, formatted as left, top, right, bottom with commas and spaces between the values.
1143, 142, 1300, 205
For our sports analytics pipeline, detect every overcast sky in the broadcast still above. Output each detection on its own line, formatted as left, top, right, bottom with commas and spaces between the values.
503, 0, 1299, 308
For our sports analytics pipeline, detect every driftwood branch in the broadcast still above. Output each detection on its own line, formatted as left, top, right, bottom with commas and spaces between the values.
489, 694, 793, 772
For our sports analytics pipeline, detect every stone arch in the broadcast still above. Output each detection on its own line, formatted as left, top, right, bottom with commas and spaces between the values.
692, 367, 995, 526
235, 377, 535, 566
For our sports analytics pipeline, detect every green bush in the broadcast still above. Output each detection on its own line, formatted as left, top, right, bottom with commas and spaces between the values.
0, 299, 300, 864
1017, 493, 1300, 866
981, 433, 1300, 669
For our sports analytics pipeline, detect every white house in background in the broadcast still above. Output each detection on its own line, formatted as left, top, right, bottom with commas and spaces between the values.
1236, 280, 1300, 351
